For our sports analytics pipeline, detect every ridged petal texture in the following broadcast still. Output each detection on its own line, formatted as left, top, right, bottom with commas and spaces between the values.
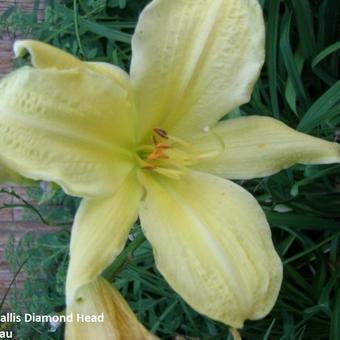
66, 278, 158, 340
131, 0, 265, 142
13, 40, 134, 129
14, 40, 131, 91
191, 116, 340, 179
0, 65, 135, 197
138, 171, 282, 328
66, 174, 143, 304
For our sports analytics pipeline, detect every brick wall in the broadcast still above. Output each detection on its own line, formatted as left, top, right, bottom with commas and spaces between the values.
0, 0, 15, 77
0, 187, 58, 303
0, 1, 44, 76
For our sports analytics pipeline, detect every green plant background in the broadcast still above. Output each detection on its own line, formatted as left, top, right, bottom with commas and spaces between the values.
0, 0, 339, 339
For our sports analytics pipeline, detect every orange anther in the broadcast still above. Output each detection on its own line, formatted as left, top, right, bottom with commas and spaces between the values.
147, 148, 164, 161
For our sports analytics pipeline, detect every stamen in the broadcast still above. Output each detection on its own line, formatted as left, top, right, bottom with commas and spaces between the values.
147, 148, 169, 161
167, 134, 192, 149
135, 155, 157, 169
154, 128, 168, 139
156, 143, 172, 149
137, 128, 200, 179
146, 149, 161, 161
136, 145, 154, 152
154, 167, 183, 180
142, 164, 157, 170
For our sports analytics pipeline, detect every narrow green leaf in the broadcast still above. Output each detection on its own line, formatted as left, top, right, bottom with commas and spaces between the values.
150, 300, 178, 333
283, 232, 340, 264
266, 0, 281, 118
55, 3, 132, 44
330, 282, 340, 340
291, 0, 317, 58
312, 41, 340, 68
285, 48, 304, 116
297, 80, 340, 132
266, 211, 340, 230
280, 12, 310, 111
290, 165, 340, 196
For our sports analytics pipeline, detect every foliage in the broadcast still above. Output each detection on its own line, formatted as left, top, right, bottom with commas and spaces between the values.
0, 0, 339, 339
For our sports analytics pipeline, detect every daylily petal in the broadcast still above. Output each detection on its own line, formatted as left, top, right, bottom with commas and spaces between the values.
138, 171, 282, 328
131, 0, 265, 141
14, 40, 132, 90
14, 39, 84, 69
66, 277, 157, 340
0, 66, 136, 197
66, 173, 143, 304
191, 116, 340, 179
86, 61, 132, 93
0, 161, 34, 185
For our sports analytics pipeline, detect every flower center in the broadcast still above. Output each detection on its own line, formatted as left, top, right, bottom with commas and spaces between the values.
136, 128, 199, 179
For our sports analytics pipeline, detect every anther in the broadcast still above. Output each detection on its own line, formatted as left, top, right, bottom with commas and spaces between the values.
154, 128, 168, 139
137, 128, 200, 179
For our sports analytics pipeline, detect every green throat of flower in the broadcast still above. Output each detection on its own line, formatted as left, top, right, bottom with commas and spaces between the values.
136, 128, 198, 179
136, 128, 225, 180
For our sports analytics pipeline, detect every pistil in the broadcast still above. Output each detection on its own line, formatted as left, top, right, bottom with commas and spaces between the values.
136, 128, 198, 179
136, 127, 225, 179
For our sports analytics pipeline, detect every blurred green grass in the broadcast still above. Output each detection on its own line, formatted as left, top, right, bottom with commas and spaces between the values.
0, 0, 339, 339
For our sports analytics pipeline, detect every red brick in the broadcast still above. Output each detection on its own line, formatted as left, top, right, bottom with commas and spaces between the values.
0, 207, 13, 222
0, 1, 45, 76
11, 186, 31, 202
0, 190, 13, 205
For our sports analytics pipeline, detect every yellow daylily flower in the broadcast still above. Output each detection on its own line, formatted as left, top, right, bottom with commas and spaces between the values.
66, 277, 157, 339
0, 0, 339, 337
